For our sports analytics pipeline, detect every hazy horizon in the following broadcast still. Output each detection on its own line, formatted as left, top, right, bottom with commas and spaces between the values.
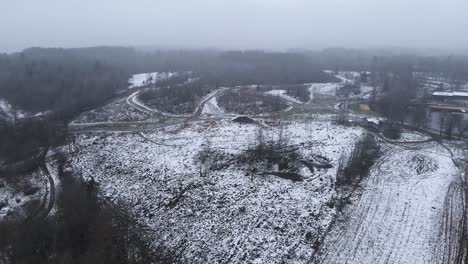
2, 0, 468, 53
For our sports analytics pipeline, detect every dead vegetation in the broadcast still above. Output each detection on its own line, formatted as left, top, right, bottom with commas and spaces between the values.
197, 127, 332, 182
336, 133, 380, 187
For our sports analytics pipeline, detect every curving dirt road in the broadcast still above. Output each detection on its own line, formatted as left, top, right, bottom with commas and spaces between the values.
26, 161, 55, 221
127, 90, 191, 118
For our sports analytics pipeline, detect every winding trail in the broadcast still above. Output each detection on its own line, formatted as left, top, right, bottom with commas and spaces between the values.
39, 162, 55, 218
26, 161, 55, 221
127, 90, 190, 118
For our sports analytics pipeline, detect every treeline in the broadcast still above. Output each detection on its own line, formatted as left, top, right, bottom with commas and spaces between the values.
20, 47, 338, 86
0, 49, 129, 116
0, 47, 345, 117
198, 50, 338, 85
0, 48, 130, 163
305, 47, 468, 81
0, 117, 65, 163
0, 169, 174, 264
2, 47, 467, 119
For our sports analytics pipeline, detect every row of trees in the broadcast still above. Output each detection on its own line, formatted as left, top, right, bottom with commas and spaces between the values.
0, 117, 65, 163
0, 47, 349, 118
0, 50, 129, 117
308, 48, 468, 82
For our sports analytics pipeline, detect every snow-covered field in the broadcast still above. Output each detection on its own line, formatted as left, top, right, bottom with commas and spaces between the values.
318, 71, 374, 100
72, 97, 162, 124
129, 72, 178, 89
0, 99, 11, 118
65, 68, 466, 263
398, 131, 432, 142
72, 120, 364, 263
0, 98, 26, 120
266, 90, 303, 104
200, 97, 225, 118
308, 83, 339, 100
315, 142, 464, 264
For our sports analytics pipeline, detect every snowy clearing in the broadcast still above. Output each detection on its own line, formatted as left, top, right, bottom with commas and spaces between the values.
200, 96, 224, 118
266, 90, 303, 104
71, 120, 364, 263
315, 142, 464, 264
128, 72, 178, 89
308, 83, 339, 100
0, 98, 26, 120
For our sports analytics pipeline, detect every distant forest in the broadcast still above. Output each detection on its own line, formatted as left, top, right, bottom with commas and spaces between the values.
2, 46, 468, 118
0, 47, 339, 117
0, 49, 129, 117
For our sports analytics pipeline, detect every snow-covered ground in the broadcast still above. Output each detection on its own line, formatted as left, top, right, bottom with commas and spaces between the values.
0, 99, 26, 120
72, 97, 162, 124
308, 83, 339, 100
266, 90, 302, 104
319, 71, 374, 99
0, 168, 48, 221
128, 72, 178, 89
200, 96, 224, 118
315, 141, 464, 264
72, 120, 364, 263
398, 131, 432, 142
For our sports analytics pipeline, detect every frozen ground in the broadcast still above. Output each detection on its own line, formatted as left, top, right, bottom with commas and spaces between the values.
0, 168, 48, 221
308, 83, 339, 100
0, 98, 26, 121
72, 97, 163, 124
398, 131, 432, 142
0, 99, 11, 119
71, 120, 363, 263
266, 90, 303, 104
129, 72, 178, 89
314, 141, 464, 264
200, 96, 225, 118
315, 71, 374, 100
65, 70, 466, 263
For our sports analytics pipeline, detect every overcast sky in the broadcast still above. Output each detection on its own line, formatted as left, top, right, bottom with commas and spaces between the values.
1, 0, 467, 53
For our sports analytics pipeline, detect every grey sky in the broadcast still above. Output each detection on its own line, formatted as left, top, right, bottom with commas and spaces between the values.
1, 0, 467, 53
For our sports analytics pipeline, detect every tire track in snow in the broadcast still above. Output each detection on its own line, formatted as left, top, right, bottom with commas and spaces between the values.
314, 144, 462, 264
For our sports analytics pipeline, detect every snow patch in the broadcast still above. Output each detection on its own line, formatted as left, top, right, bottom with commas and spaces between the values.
265, 90, 302, 104
129, 72, 178, 89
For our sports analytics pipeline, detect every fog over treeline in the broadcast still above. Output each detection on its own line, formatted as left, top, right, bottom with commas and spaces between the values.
2, 1, 468, 263
1, 0, 468, 53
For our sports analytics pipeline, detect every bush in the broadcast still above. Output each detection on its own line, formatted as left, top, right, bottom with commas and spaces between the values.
336, 133, 380, 187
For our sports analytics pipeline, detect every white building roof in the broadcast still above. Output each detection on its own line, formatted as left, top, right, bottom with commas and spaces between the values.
433, 91, 468, 97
